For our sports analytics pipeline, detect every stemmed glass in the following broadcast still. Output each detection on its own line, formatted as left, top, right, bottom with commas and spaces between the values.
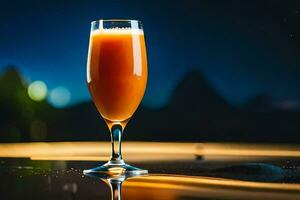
84, 19, 148, 175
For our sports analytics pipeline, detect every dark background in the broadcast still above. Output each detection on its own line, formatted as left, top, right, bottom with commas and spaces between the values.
0, 0, 300, 143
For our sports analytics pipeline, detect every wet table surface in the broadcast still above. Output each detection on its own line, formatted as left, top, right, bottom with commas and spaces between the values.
0, 142, 300, 200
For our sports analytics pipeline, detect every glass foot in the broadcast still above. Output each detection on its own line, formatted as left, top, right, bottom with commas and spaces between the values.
83, 161, 148, 177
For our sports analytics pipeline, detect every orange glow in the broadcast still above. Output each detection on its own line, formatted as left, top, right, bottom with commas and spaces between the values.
122, 175, 300, 200
126, 175, 300, 191
0, 142, 196, 161
30, 156, 108, 161
198, 143, 300, 158
0, 142, 299, 162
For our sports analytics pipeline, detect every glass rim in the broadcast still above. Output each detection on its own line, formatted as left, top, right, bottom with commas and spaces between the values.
91, 19, 142, 24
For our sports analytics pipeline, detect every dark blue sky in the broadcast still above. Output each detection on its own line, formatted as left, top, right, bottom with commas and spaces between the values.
1, 0, 300, 108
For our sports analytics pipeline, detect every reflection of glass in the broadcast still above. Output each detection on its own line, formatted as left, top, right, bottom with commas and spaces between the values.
84, 19, 148, 175
85, 170, 133, 200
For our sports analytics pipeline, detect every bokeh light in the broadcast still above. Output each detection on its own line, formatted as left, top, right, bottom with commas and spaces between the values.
27, 81, 47, 101
48, 86, 71, 108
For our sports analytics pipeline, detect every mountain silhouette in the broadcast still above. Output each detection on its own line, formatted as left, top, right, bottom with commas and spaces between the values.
243, 94, 273, 112
1, 67, 24, 85
127, 70, 300, 143
0, 66, 299, 143
126, 70, 235, 141
169, 71, 231, 112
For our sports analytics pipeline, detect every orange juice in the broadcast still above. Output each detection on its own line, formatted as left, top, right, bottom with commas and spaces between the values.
87, 28, 147, 124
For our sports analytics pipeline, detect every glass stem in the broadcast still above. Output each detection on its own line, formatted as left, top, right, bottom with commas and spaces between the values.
110, 124, 124, 164
109, 181, 122, 200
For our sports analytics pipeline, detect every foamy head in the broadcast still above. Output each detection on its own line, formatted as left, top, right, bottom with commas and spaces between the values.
92, 28, 144, 35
